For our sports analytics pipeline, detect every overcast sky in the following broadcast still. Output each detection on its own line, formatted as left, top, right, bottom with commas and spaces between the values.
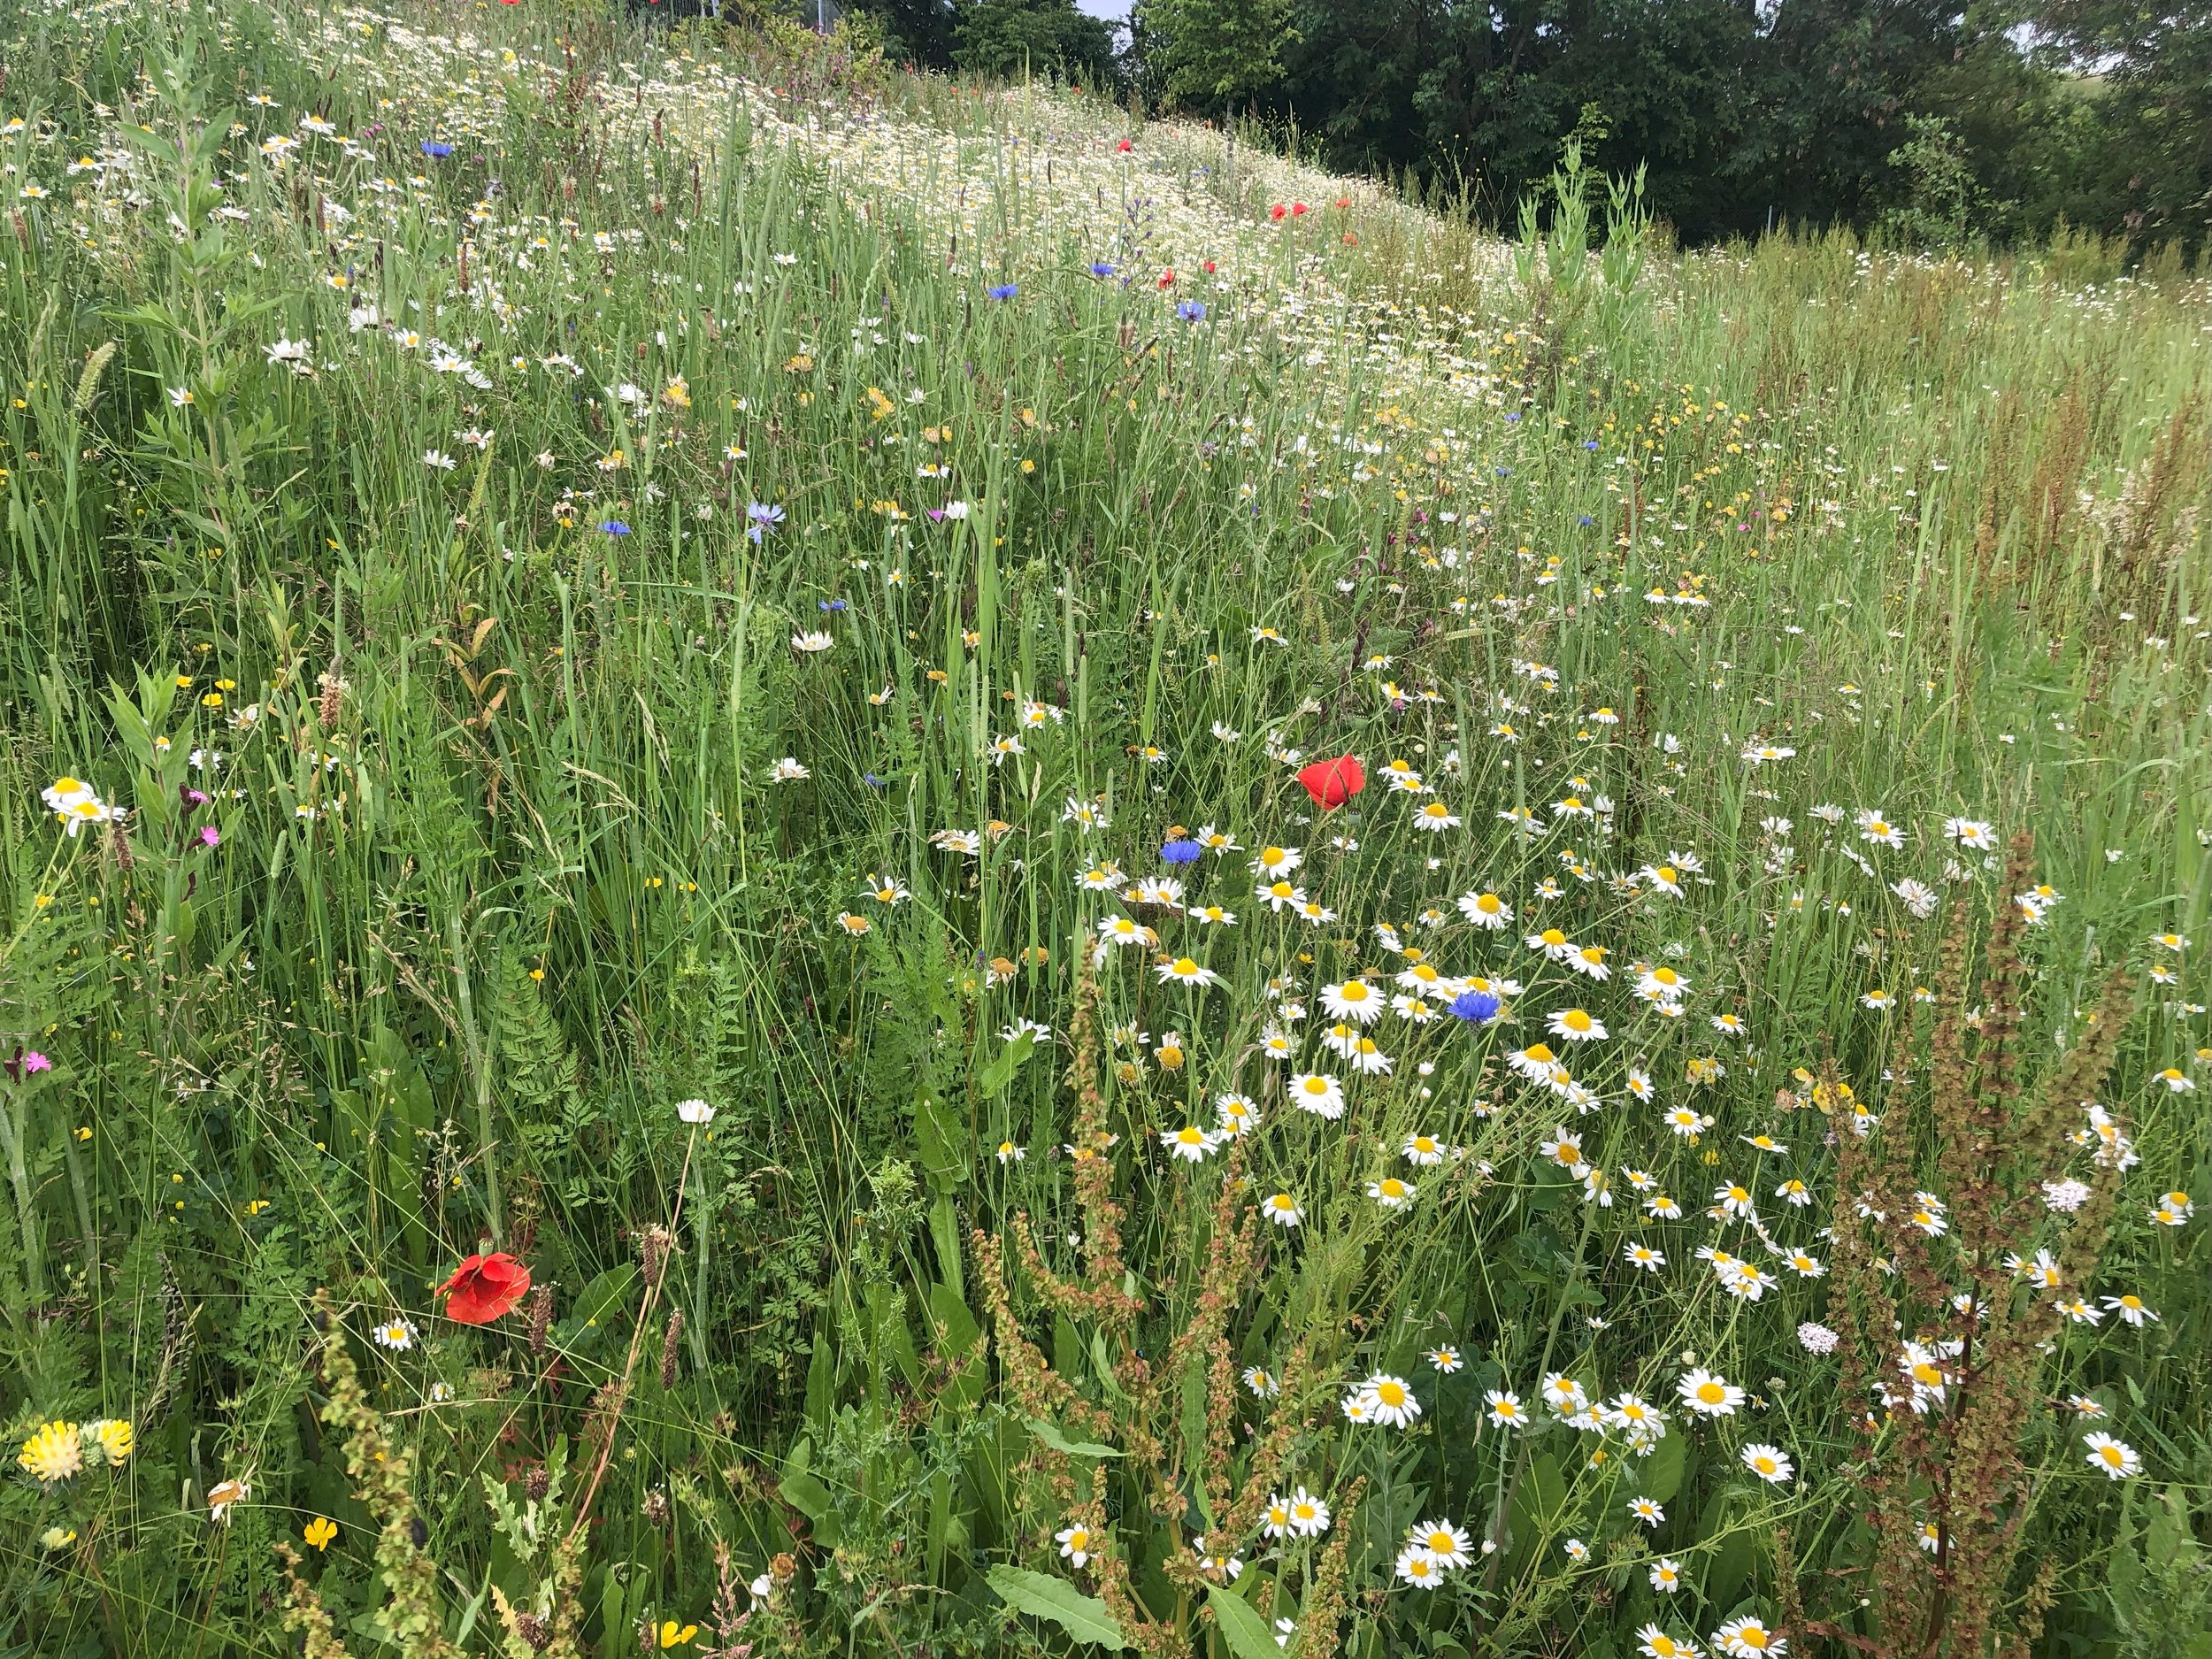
1075, 0, 1132, 19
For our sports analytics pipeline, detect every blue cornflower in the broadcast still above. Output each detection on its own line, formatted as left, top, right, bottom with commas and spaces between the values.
1175, 300, 1207, 323
819, 597, 848, 611
1505, 411, 1522, 422
1089, 261, 1116, 277
1579, 514, 1595, 526
1583, 438, 1600, 450
986, 283, 1018, 302
1448, 989, 1502, 1025
599, 520, 631, 536
1161, 838, 1202, 865
421, 141, 454, 159
863, 772, 887, 788
746, 501, 784, 543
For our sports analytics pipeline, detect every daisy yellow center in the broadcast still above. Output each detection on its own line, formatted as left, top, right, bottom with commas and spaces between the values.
1657, 865, 1678, 882
1476, 895, 1502, 912
1270, 881, 1294, 897
1554, 1143, 1581, 1165
1540, 929, 1567, 947
1740, 1630, 1770, 1651
2101, 1445, 2124, 1465
1379, 1180, 1405, 1197
1177, 1128, 1204, 1144
1422, 803, 1449, 818
1172, 957, 1199, 975
1580, 947, 1607, 964
1563, 1010, 1593, 1032
1271, 1195, 1294, 1210
1525, 1043, 1556, 1064
1414, 1137, 1436, 1153
1261, 846, 1286, 866
1341, 981, 1369, 1002
1754, 1455, 1778, 1474
1697, 1382, 1726, 1405
1426, 1532, 1453, 1551
1376, 1381, 1406, 1406
1303, 1078, 1330, 1095
1068, 1530, 1089, 1549
1912, 1363, 1942, 1386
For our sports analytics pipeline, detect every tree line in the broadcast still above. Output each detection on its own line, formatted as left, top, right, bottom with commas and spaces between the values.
833, 0, 2211, 255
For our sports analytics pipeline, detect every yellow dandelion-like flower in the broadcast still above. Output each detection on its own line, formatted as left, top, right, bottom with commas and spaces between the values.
19, 1420, 84, 1484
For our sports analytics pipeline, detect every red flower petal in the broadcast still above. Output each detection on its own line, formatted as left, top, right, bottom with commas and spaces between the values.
440, 1251, 532, 1325
1297, 756, 1365, 810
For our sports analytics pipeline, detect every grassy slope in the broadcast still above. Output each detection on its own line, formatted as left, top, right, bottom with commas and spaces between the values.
0, 1, 2207, 1654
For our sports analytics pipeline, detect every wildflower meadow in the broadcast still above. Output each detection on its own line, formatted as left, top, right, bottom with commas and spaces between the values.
1, 3, 2207, 1655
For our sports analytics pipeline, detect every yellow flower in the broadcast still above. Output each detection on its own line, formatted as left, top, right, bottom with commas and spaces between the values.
658, 1621, 699, 1648
85, 1418, 132, 1466
303, 1517, 338, 1552
19, 1420, 83, 1484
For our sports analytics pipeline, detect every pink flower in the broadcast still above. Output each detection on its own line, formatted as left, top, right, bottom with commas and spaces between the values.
199, 826, 220, 848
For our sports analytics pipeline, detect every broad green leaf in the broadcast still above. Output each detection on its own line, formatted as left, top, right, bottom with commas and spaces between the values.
987, 1565, 1125, 1649
973, 1029, 1036, 1095
1639, 1431, 1686, 1504
1206, 1583, 1281, 1659
1026, 1416, 1124, 1459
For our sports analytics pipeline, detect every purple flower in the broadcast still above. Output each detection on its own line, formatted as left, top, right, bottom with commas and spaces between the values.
1448, 990, 1501, 1025
599, 520, 631, 536
746, 501, 784, 544
23, 1052, 50, 1073
986, 283, 1018, 302
199, 826, 220, 848
1161, 838, 1201, 865
421, 141, 454, 159
1089, 261, 1116, 278
1176, 300, 1207, 323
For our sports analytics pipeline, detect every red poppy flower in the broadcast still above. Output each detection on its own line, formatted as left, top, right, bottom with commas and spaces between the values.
1117, 137, 1133, 152
1158, 268, 1175, 288
1297, 756, 1365, 810
1270, 203, 1287, 221
439, 1252, 532, 1325
1290, 201, 1310, 217
1201, 259, 1217, 274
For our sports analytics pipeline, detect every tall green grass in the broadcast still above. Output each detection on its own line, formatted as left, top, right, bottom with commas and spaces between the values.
0, 2, 2206, 1655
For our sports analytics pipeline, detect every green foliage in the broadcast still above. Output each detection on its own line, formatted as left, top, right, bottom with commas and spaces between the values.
0, 0, 2204, 1655
1141, 0, 1299, 111
954, 0, 1117, 83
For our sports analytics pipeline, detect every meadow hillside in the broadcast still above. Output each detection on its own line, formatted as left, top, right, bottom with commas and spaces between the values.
0, 4, 2208, 1656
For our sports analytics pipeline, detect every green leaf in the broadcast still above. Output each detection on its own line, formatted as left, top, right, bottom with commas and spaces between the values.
1206, 1584, 1280, 1659
973, 1029, 1036, 1096
1639, 1431, 1686, 1504
987, 1565, 1125, 1649
1026, 1417, 1124, 1459
551, 1264, 639, 1354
